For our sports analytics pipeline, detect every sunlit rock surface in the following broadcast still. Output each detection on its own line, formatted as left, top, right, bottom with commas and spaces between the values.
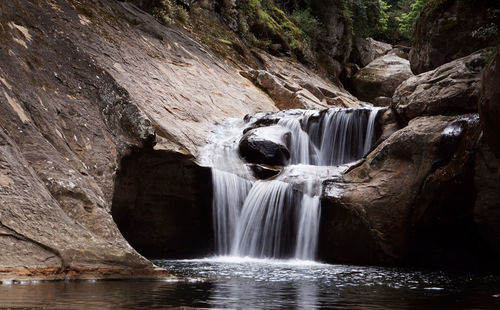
352, 54, 413, 102
393, 50, 488, 123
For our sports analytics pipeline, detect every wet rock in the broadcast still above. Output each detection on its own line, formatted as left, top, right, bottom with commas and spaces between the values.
479, 50, 500, 157
249, 164, 282, 180
393, 50, 488, 123
340, 63, 360, 90
350, 37, 393, 67
410, 0, 500, 74
239, 126, 291, 166
320, 114, 499, 269
351, 54, 413, 102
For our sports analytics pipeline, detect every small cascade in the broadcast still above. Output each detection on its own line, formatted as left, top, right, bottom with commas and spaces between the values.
201, 107, 382, 261
277, 117, 319, 165
308, 108, 380, 166
295, 180, 321, 260
232, 180, 295, 258
212, 169, 252, 254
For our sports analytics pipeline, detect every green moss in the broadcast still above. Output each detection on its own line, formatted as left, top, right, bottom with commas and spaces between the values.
218, 39, 233, 45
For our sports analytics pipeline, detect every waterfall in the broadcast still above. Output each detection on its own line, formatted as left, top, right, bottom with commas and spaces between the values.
232, 180, 294, 258
308, 108, 380, 166
277, 117, 319, 165
295, 180, 320, 260
212, 169, 252, 254
202, 107, 382, 261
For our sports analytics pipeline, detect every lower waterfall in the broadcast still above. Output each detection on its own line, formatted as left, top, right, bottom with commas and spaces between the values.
201, 107, 382, 260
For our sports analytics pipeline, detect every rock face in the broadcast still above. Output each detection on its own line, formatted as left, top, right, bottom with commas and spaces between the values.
310, 0, 352, 75
350, 37, 393, 67
0, 0, 290, 278
111, 150, 213, 258
242, 51, 360, 110
410, 0, 500, 74
239, 126, 291, 166
351, 54, 413, 102
474, 142, 500, 254
479, 50, 500, 157
320, 114, 500, 269
393, 50, 488, 123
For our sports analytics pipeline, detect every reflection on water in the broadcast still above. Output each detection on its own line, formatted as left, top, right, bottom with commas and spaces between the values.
1, 257, 499, 309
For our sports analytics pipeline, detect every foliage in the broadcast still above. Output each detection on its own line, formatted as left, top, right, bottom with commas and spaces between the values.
290, 8, 321, 41
347, 0, 390, 37
472, 9, 500, 40
237, 0, 314, 61
151, 0, 189, 25
396, 0, 428, 39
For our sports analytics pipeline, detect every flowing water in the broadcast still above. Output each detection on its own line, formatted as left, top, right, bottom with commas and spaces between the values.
199, 107, 383, 260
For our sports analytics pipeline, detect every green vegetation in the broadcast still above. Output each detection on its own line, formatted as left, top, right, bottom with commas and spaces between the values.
236, 0, 314, 61
348, 0, 390, 38
395, 0, 428, 39
472, 8, 500, 40
151, 0, 189, 25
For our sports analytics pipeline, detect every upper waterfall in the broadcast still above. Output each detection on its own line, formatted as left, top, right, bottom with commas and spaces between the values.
199, 107, 383, 260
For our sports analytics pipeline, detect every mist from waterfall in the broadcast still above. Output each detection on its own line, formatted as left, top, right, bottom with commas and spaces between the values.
201, 107, 382, 261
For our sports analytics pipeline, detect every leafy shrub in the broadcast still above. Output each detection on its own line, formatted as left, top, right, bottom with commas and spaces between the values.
396, 0, 428, 39
290, 8, 321, 41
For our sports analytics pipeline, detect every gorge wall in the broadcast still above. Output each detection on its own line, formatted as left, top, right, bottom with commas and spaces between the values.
0, 0, 499, 279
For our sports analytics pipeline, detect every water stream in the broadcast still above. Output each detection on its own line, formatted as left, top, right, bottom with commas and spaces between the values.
200, 107, 383, 261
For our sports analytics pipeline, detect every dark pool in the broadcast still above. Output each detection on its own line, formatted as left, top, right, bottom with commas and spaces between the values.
1, 256, 499, 309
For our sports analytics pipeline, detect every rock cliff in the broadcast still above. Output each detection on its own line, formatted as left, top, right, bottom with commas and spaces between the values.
0, 0, 354, 279
410, 0, 500, 74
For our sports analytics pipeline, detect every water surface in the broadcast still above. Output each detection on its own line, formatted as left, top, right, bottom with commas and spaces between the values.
1, 257, 499, 309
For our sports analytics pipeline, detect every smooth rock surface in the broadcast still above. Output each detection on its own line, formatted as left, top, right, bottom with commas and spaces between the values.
352, 54, 413, 102
479, 50, 500, 157
239, 126, 291, 166
0, 0, 291, 276
351, 37, 392, 67
320, 114, 499, 268
393, 50, 487, 123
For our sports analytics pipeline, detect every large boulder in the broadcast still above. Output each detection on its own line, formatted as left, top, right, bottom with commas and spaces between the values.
393, 50, 488, 123
410, 0, 500, 74
350, 37, 392, 67
319, 114, 499, 268
479, 50, 500, 157
351, 54, 413, 102
239, 126, 291, 166
474, 142, 500, 254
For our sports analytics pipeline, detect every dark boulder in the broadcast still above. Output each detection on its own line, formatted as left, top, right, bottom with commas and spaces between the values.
479, 50, 500, 157
239, 126, 291, 166
410, 0, 500, 74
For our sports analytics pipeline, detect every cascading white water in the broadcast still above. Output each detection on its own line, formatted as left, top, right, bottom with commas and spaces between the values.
231, 180, 294, 258
201, 107, 382, 261
212, 169, 252, 254
277, 117, 319, 165
295, 180, 320, 260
